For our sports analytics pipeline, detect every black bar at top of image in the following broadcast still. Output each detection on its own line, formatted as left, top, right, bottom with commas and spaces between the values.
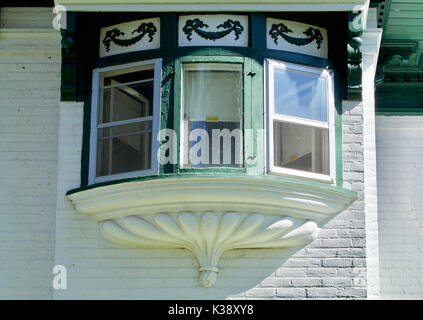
1, 1, 55, 7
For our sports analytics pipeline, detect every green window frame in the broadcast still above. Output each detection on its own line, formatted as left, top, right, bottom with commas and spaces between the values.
172, 55, 253, 174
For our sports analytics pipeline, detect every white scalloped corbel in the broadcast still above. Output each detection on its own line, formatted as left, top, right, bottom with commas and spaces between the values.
100, 212, 318, 287
67, 176, 356, 287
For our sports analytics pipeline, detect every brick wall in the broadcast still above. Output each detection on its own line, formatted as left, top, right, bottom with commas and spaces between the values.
376, 116, 423, 299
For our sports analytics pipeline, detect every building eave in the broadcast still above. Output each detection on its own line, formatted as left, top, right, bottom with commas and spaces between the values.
54, 0, 368, 12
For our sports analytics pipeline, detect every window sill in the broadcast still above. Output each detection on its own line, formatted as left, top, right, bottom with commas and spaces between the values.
268, 167, 334, 185
178, 167, 247, 174
92, 168, 157, 184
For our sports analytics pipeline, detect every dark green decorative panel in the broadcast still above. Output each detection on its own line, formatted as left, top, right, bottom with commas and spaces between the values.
61, 31, 77, 101
347, 12, 363, 101
60, 12, 79, 102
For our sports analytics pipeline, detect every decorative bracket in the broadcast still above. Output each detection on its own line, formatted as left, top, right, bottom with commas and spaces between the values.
101, 212, 318, 288
268, 23, 324, 49
182, 18, 244, 42
347, 12, 363, 100
67, 176, 357, 288
376, 41, 423, 85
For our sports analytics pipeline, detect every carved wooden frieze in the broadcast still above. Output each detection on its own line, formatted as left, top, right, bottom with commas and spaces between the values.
266, 18, 328, 59
99, 18, 160, 57
178, 15, 249, 47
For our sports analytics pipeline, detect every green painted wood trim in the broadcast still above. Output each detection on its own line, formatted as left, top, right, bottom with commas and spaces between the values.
173, 57, 182, 173
381, 0, 392, 31
66, 171, 357, 199
97, 46, 331, 69
81, 73, 93, 186
179, 167, 247, 174
159, 57, 176, 175
248, 57, 265, 175
160, 13, 177, 50
173, 55, 248, 172
376, 108, 423, 116
61, 13, 77, 101
333, 69, 344, 187
335, 98, 342, 187
250, 13, 266, 49
56, 0, 367, 5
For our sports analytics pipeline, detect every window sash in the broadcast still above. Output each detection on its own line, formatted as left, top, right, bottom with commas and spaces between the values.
96, 116, 154, 129
89, 59, 161, 184
272, 114, 329, 130
180, 61, 244, 168
266, 59, 336, 183
101, 78, 154, 90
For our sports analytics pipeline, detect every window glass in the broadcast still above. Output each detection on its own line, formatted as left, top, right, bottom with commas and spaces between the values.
182, 63, 243, 167
95, 64, 156, 179
268, 60, 333, 180
273, 121, 329, 175
100, 69, 154, 124
273, 67, 327, 122
96, 122, 152, 177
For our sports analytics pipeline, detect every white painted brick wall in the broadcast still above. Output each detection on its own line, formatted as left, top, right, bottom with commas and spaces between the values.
0, 8, 60, 299
376, 116, 423, 299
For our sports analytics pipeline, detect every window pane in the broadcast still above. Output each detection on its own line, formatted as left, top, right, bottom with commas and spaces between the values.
100, 69, 154, 124
182, 63, 243, 167
96, 122, 152, 177
273, 120, 329, 175
103, 68, 154, 87
274, 67, 327, 122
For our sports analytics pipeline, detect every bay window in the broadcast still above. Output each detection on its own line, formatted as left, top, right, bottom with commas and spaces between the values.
80, 14, 341, 187
65, 12, 359, 290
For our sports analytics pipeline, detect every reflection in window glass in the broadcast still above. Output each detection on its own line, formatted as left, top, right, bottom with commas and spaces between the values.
274, 67, 327, 122
268, 60, 333, 179
182, 63, 243, 167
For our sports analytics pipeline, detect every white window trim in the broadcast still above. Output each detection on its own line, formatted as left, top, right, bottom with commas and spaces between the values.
265, 59, 336, 185
89, 59, 162, 185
